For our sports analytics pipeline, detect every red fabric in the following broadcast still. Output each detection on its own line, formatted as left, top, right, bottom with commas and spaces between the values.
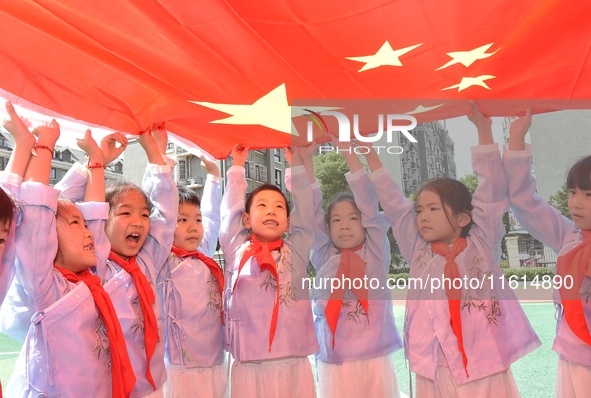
431, 238, 469, 377
171, 245, 225, 323
556, 231, 591, 346
108, 252, 158, 391
233, 236, 284, 351
324, 244, 369, 349
54, 266, 135, 398
0, 1, 591, 158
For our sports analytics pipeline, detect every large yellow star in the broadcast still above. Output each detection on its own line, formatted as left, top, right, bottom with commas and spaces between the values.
346, 41, 422, 72
441, 75, 496, 92
190, 84, 334, 136
436, 43, 500, 71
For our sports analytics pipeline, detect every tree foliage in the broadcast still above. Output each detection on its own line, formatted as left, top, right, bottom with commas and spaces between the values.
548, 184, 571, 220
313, 151, 351, 208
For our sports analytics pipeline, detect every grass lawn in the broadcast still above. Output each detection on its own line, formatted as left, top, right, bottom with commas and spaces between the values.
0, 302, 557, 396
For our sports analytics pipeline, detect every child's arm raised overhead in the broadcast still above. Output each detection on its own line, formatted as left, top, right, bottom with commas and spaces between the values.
503, 109, 573, 252
219, 144, 250, 258
199, 155, 222, 257
3, 102, 35, 180
75, 130, 112, 280
298, 141, 331, 269
285, 146, 315, 294
137, 124, 179, 274
334, 136, 390, 266
16, 120, 62, 310
466, 102, 509, 250
363, 145, 419, 263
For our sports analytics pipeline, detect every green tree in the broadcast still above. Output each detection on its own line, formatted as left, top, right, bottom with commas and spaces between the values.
313, 151, 351, 208
548, 184, 571, 219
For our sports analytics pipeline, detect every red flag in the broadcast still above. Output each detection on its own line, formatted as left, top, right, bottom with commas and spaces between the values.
0, 1, 590, 158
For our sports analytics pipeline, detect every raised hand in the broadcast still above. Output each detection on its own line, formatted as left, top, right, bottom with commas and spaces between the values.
508, 109, 532, 151
230, 144, 249, 167
467, 101, 493, 145
200, 155, 220, 177
100, 132, 128, 165
77, 129, 102, 161
3, 102, 35, 149
137, 123, 165, 165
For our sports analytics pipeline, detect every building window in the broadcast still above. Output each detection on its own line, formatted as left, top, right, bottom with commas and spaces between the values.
166, 142, 174, 151
179, 160, 186, 180
275, 169, 282, 189
245, 161, 251, 178
0, 135, 7, 148
255, 164, 261, 182
0, 157, 8, 170
114, 162, 123, 173
61, 151, 71, 162
50, 168, 57, 180
273, 149, 281, 163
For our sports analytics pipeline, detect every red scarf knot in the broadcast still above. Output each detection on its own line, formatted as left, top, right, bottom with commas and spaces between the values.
171, 246, 225, 324
431, 238, 469, 377
324, 243, 369, 349
108, 251, 159, 390
234, 235, 284, 351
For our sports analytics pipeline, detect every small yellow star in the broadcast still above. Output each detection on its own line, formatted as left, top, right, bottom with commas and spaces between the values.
436, 43, 500, 71
346, 41, 422, 72
405, 104, 444, 115
441, 75, 496, 92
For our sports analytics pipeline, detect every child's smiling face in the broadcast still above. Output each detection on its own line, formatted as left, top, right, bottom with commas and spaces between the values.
242, 189, 289, 242
106, 190, 150, 259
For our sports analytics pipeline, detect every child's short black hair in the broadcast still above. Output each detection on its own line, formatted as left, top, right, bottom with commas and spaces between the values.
244, 184, 290, 217
177, 186, 201, 207
0, 188, 14, 227
105, 180, 152, 213
567, 156, 591, 191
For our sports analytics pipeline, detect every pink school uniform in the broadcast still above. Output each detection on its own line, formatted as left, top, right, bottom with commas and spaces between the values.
370, 144, 540, 392
219, 165, 319, 397
5, 181, 123, 397
102, 163, 178, 398
504, 145, 591, 396
311, 168, 402, 397
157, 174, 228, 398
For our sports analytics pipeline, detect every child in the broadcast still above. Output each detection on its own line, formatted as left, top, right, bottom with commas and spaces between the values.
305, 137, 402, 397
4, 112, 134, 397
0, 129, 128, 344
364, 104, 540, 396
157, 157, 227, 398
219, 144, 319, 398
503, 110, 591, 396
103, 125, 179, 397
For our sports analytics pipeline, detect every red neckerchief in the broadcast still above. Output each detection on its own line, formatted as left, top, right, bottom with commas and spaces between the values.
557, 230, 591, 346
233, 235, 284, 351
324, 243, 369, 349
431, 238, 469, 377
55, 266, 135, 397
171, 245, 225, 323
108, 251, 158, 390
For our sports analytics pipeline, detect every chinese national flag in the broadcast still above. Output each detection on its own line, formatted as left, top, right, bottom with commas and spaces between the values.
0, 0, 589, 158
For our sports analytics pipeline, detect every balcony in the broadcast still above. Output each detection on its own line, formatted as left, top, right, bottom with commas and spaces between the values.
185, 177, 203, 188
